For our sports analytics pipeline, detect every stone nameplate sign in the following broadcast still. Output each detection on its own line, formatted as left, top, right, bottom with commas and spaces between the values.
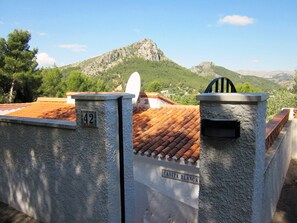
81, 110, 98, 127
162, 169, 198, 185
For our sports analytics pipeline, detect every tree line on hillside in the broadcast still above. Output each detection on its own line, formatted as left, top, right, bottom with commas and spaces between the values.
1, 29, 297, 119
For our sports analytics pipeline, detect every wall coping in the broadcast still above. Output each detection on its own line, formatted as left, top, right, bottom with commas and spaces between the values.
36, 97, 67, 103
0, 115, 76, 129
197, 93, 269, 103
264, 123, 288, 172
72, 93, 134, 101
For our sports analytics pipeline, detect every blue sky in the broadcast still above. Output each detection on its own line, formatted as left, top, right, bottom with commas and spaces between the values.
0, 0, 296, 71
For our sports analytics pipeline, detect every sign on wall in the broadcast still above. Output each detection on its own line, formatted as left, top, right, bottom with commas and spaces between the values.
81, 110, 98, 127
162, 169, 198, 185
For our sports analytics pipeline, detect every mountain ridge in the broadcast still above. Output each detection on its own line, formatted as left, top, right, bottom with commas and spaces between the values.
190, 61, 280, 91
62, 38, 281, 92
237, 70, 294, 78
237, 70, 295, 88
63, 38, 167, 75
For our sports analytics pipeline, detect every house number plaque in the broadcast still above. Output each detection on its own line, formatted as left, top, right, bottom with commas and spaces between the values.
81, 110, 98, 127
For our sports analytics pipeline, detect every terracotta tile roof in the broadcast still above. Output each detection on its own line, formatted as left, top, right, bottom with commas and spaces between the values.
133, 105, 200, 164
0, 103, 32, 115
7, 102, 76, 121
4, 102, 200, 164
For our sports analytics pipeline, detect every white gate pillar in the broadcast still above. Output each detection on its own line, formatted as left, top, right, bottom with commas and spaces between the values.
73, 93, 135, 223
197, 93, 268, 223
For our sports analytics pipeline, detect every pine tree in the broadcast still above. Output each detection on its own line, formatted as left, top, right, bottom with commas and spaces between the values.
0, 29, 38, 102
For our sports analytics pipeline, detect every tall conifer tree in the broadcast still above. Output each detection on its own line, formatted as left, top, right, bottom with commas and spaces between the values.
0, 29, 38, 102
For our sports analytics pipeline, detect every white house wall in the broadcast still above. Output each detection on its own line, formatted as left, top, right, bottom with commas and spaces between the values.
134, 155, 199, 223
135, 182, 198, 223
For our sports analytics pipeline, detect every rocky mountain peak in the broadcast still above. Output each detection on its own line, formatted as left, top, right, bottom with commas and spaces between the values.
198, 61, 214, 69
66, 39, 166, 75
131, 38, 163, 61
190, 61, 218, 77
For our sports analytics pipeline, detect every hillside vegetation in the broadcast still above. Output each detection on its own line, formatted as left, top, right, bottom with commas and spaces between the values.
63, 59, 282, 104
65, 58, 282, 94
61, 57, 282, 104
213, 66, 280, 91
102, 57, 210, 93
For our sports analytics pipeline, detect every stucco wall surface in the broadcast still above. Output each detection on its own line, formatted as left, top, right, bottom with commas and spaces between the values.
0, 94, 134, 223
134, 156, 199, 222
262, 117, 295, 223
291, 119, 297, 159
0, 120, 112, 223
198, 93, 267, 223
134, 181, 198, 223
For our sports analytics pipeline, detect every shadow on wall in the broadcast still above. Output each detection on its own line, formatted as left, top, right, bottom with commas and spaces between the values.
198, 99, 266, 222
0, 121, 109, 222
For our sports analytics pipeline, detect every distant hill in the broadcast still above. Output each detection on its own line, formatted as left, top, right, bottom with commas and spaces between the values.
237, 70, 294, 78
237, 70, 295, 88
62, 39, 281, 93
191, 62, 281, 91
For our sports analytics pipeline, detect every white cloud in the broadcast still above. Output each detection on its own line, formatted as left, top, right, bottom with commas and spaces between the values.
252, 59, 260, 63
36, 52, 56, 68
58, 44, 87, 52
0, 21, 4, 25
37, 32, 48, 36
218, 15, 255, 26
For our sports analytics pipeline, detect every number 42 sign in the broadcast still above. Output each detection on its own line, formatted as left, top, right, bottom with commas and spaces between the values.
81, 110, 98, 127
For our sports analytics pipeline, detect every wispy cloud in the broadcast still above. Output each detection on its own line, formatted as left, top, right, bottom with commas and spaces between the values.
58, 44, 87, 52
0, 21, 4, 25
218, 15, 255, 26
36, 52, 56, 68
37, 32, 48, 36
252, 59, 260, 64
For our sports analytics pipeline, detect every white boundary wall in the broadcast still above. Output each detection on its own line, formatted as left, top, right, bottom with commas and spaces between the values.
262, 110, 297, 223
0, 93, 135, 223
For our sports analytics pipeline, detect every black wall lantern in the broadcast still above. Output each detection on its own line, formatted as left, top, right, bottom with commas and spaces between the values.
201, 119, 240, 138
204, 77, 237, 93
201, 77, 240, 138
